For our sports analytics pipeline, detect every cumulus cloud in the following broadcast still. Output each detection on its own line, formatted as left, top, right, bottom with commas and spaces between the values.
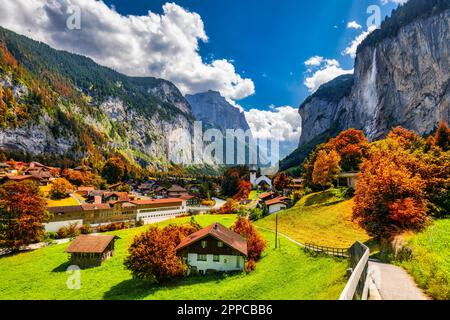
347, 21, 362, 29
0, 0, 254, 100
303, 57, 353, 93
245, 106, 301, 143
343, 25, 377, 58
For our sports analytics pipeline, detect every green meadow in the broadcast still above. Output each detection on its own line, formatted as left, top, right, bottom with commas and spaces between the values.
0, 214, 347, 300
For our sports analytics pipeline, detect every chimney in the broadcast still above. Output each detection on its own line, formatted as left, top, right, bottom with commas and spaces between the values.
94, 196, 102, 204
214, 223, 218, 230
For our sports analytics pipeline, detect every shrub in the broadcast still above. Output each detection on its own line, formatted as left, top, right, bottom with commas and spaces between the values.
97, 222, 127, 233
79, 224, 93, 234
49, 178, 74, 200
57, 222, 80, 239
245, 260, 257, 273
231, 217, 266, 265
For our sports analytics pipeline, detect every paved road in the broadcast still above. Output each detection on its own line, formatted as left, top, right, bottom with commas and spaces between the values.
368, 261, 429, 300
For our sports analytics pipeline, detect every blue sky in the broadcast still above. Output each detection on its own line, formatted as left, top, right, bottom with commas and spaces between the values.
104, 0, 398, 111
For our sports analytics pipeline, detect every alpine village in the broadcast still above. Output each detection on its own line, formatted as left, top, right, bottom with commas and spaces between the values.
0, 0, 449, 301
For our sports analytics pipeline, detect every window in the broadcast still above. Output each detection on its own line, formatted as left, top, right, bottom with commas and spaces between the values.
217, 241, 223, 248
197, 254, 207, 261
213, 255, 220, 262
201, 240, 207, 248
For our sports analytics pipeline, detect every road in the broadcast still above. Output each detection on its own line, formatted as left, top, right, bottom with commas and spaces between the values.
368, 261, 429, 300
212, 197, 226, 210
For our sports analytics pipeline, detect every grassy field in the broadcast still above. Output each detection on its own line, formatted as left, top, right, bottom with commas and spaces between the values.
256, 189, 370, 248
0, 214, 347, 300
399, 219, 450, 300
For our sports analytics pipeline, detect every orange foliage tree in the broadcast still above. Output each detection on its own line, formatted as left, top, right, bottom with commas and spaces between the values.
231, 217, 266, 271
434, 121, 450, 151
326, 129, 369, 171
220, 198, 240, 214
273, 172, 291, 192
353, 139, 429, 240
312, 149, 341, 189
0, 181, 49, 251
124, 224, 199, 283
233, 180, 252, 200
49, 178, 74, 199
101, 156, 125, 184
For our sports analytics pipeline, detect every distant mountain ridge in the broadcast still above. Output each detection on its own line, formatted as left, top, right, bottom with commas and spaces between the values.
281, 0, 450, 173
186, 90, 250, 133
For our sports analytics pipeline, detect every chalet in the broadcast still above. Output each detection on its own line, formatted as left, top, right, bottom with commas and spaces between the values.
259, 191, 277, 202
47, 206, 84, 232
4, 174, 42, 183
179, 194, 201, 206
136, 182, 154, 194
152, 186, 168, 198
65, 235, 115, 268
167, 185, 189, 197
265, 196, 290, 214
287, 178, 304, 193
176, 223, 247, 275
75, 186, 95, 197
337, 172, 359, 188
85, 190, 129, 204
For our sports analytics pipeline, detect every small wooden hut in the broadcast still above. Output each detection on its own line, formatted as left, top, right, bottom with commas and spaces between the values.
65, 235, 115, 268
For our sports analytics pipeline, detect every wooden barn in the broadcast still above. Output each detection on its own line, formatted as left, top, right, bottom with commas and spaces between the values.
65, 235, 115, 268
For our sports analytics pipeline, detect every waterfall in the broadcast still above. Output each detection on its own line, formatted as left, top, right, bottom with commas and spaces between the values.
365, 49, 378, 114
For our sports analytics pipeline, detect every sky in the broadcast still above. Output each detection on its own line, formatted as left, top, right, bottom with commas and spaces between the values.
0, 0, 404, 157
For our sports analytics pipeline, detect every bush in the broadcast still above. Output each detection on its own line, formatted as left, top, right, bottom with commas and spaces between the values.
45, 232, 58, 240
231, 217, 266, 266
57, 222, 80, 239
79, 224, 93, 234
249, 208, 263, 221
49, 178, 74, 200
97, 222, 127, 233
245, 260, 257, 273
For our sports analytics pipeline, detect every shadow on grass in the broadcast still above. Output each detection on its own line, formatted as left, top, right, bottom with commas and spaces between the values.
103, 273, 241, 300
52, 261, 72, 272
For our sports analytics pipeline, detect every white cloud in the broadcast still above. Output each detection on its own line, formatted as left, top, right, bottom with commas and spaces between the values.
225, 97, 244, 113
343, 25, 377, 58
245, 106, 301, 143
381, 0, 408, 5
0, 0, 254, 100
303, 58, 353, 93
305, 56, 324, 67
347, 21, 362, 29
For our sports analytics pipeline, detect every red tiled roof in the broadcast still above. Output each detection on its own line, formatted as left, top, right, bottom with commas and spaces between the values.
176, 223, 248, 256
179, 195, 195, 200
65, 235, 115, 254
167, 185, 187, 192
259, 192, 276, 200
47, 205, 83, 213
265, 196, 289, 206
131, 198, 183, 206
6, 174, 41, 181
81, 203, 111, 211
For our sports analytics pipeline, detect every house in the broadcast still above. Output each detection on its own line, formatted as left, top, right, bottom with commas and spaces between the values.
337, 172, 359, 188
152, 186, 168, 198
85, 190, 129, 204
265, 196, 290, 214
167, 185, 189, 197
4, 174, 42, 183
179, 194, 200, 206
65, 235, 115, 268
47, 206, 84, 232
287, 178, 304, 193
75, 186, 95, 197
259, 191, 277, 202
136, 182, 154, 194
176, 223, 247, 275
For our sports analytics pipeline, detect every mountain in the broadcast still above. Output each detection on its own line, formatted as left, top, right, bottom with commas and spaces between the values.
281, 0, 450, 172
186, 90, 250, 133
0, 26, 195, 171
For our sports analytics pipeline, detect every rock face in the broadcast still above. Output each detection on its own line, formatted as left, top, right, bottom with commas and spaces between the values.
186, 91, 250, 133
297, 7, 450, 148
0, 27, 195, 169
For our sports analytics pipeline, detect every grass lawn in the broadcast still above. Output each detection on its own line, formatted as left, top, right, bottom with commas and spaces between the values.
398, 218, 450, 300
0, 214, 347, 300
256, 189, 370, 248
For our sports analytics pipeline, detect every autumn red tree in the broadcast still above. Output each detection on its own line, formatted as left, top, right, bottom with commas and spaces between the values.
101, 156, 125, 184
273, 172, 291, 192
233, 180, 252, 200
312, 149, 341, 189
124, 224, 198, 283
326, 129, 369, 171
49, 178, 74, 199
0, 181, 49, 251
231, 217, 266, 270
220, 198, 240, 214
353, 140, 429, 240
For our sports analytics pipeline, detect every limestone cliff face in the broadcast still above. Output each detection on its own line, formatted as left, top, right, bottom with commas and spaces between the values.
186, 91, 250, 133
298, 8, 450, 148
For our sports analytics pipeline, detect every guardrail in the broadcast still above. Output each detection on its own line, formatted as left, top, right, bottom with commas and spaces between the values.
339, 241, 370, 300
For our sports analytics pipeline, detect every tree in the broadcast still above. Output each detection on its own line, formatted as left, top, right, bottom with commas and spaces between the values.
273, 172, 291, 192
434, 121, 450, 151
49, 178, 74, 199
0, 181, 49, 251
326, 129, 369, 171
233, 180, 251, 200
220, 198, 240, 214
101, 156, 125, 184
312, 150, 341, 189
353, 141, 429, 240
231, 217, 266, 269
220, 168, 241, 197
124, 224, 197, 283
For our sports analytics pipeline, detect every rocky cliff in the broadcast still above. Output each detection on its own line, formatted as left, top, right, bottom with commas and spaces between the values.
186, 91, 250, 133
0, 27, 195, 170
282, 0, 449, 171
